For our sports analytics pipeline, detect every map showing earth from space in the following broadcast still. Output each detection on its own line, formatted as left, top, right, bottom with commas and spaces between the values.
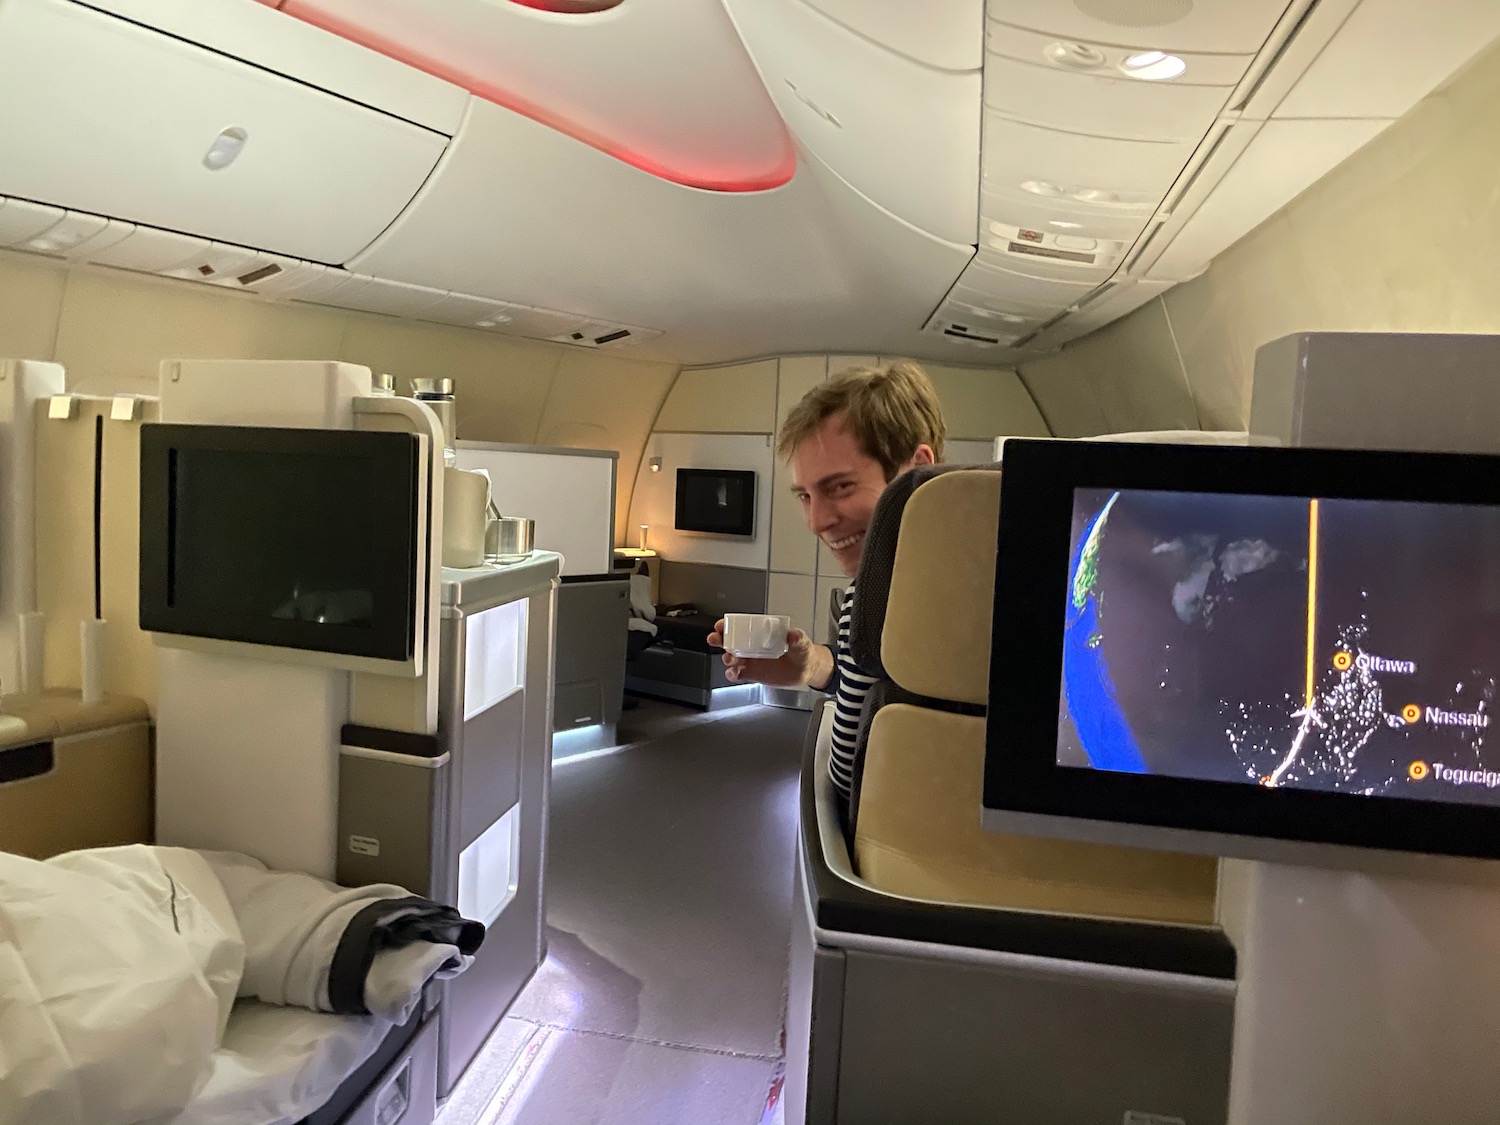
1059, 488, 1500, 806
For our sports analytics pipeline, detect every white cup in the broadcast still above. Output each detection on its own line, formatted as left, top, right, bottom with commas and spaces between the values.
722, 613, 791, 659
443, 466, 490, 568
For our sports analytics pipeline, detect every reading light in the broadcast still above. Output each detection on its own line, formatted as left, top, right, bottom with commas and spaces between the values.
649, 456, 662, 473
1120, 50, 1187, 81
1044, 41, 1106, 70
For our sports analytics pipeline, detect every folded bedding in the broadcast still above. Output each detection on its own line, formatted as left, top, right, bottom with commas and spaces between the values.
0, 845, 483, 1125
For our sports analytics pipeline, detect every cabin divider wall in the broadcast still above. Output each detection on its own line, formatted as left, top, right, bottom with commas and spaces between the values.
631, 355, 1051, 646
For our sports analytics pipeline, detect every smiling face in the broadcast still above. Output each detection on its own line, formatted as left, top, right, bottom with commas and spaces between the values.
789, 412, 932, 577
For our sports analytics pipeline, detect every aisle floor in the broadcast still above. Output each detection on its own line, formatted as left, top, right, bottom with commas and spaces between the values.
438, 700, 807, 1125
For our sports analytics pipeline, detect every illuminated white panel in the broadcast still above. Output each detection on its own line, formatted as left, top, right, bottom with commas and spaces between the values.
458, 803, 520, 926
464, 598, 527, 720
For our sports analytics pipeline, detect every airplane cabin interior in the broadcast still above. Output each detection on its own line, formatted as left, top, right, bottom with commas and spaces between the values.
3, 1, 1500, 1124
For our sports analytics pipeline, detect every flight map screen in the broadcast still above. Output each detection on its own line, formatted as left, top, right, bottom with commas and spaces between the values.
1060, 489, 1500, 806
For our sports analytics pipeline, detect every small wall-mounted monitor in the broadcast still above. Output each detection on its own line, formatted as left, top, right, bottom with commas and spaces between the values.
140, 424, 422, 671
986, 438, 1500, 863
674, 468, 756, 537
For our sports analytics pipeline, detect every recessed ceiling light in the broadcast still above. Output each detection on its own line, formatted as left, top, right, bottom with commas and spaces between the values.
1050, 220, 1085, 229
1019, 180, 1065, 198
476, 319, 497, 328
1120, 50, 1187, 81
1044, 41, 1107, 70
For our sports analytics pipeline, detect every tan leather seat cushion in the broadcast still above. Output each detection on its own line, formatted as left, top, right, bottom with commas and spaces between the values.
854, 705, 1219, 926
0, 691, 152, 858
882, 471, 999, 706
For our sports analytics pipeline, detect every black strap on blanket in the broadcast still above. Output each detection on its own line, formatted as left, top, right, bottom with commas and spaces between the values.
327, 896, 487, 1016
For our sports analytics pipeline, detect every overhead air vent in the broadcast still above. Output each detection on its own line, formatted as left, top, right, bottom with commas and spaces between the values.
549, 321, 662, 349
236, 262, 283, 286
923, 295, 1035, 348
943, 324, 1005, 345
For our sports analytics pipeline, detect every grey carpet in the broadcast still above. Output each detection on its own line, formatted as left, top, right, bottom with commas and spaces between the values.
441, 703, 807, 1125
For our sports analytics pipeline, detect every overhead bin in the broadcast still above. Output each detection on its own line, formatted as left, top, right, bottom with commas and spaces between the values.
265, 0, 794, 192
1132, 0, 1500, 285
799, 0, 985, 71
726, 0, 981, 245
76, 0, 468, 135
1241, 0, 1500, 122
1136, 118, 1391, 282
0, 0, 450, 264
1024, 278, 1174, 351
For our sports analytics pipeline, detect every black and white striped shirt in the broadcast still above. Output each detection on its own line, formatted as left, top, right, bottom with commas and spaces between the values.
827, 584, 878, 800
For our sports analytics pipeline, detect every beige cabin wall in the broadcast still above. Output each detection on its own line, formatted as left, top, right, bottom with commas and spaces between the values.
1018, 36, 1500, 435
638, 353, 1051, 638
3, 252, 678, 709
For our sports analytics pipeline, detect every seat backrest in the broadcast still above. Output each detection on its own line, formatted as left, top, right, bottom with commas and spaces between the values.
849, 460, 1220, 921
848, 462, 997, 680
844, 466, 999, 834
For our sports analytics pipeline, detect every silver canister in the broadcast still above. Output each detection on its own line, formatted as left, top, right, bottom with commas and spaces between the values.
409, 377, 457, 459
487, 515, 535, 563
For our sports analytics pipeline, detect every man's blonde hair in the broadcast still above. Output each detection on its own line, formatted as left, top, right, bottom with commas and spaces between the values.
777, 360, 946, 480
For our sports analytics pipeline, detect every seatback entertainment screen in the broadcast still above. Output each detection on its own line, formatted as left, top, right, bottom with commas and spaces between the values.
986, 439, 1500, 862
1063, 489, 1500, 804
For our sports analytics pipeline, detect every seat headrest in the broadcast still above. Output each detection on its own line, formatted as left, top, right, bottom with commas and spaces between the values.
849, 463, 994, 677
881, 471, 1000, 705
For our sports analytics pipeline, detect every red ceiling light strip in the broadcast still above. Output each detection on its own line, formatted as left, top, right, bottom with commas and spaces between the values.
262, 0, 795, 193
506, 0, 624, 12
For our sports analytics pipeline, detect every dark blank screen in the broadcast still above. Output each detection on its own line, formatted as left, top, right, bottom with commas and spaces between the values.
676, 470, 754, 535
171, 448, 381, 628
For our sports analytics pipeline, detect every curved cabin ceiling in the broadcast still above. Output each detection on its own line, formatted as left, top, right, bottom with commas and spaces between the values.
1, 0, 1498, 367
254, 0, 797, 192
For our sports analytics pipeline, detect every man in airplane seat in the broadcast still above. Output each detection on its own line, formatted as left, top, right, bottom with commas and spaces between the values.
709, 361, 945, 826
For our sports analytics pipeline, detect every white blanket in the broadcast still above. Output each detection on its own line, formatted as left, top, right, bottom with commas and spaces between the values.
0, 845, 479, 1125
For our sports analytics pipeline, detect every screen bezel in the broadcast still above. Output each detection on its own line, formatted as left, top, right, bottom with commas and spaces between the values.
139, 424, 421, 663
673, 467, 757, 536
987, 438, 1500, 863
